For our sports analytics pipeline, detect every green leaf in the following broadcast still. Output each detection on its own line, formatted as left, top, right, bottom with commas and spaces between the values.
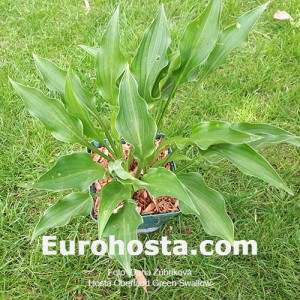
98, 181, 131, 239
142, 168, 233, 242
79, 45, 99, 57
231, 122, 300, 148
142, 167, 197, 212
173, 0, 221, 83
103, 200, 143, 276
199, 3, 268, 79
178, 173, 234, 243
66, 70, 98, 115
65, 70, 104, 141
32, 192, 93, 240
191, 121, 260, 150
131, 5, 171, 104
116, 69, 157, 161
211, 144, 293, 194
162, 136, 192, 151
96, 6, 126, 107
10, 80, 86, 144
152, 50, 181, 100
29, 153, 105, 191
171, 153, 191, 161
108, 160, 147, 186
33, 54, 67, 99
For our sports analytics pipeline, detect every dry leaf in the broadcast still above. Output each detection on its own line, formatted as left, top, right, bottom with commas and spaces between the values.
84, 0, 90, 14
274, 10, 293, 21
181, 228, 193, 235
134, 269, 147, 293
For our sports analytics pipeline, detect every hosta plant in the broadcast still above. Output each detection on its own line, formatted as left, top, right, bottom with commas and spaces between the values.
11, 0, 300, 276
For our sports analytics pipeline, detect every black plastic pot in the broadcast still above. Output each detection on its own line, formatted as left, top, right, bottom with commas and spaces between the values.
87, 134, 181, 233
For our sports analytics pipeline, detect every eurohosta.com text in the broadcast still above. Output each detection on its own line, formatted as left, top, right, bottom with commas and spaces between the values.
42, 235, 257, 256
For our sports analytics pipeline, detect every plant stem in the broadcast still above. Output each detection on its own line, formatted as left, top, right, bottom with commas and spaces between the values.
127, 149, 134, 172
155, 98, 165, 121
84, 141, 113, 162
152, 148, 178, 168
156, 82, 179, 129
94, 114, 121, 158
135, 160, 144, 179
166, 73, 207, 137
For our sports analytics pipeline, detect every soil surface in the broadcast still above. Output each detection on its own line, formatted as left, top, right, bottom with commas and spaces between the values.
91, 138, 179, 218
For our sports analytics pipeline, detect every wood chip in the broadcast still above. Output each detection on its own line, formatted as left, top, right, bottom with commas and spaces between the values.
142, 203, 156, 214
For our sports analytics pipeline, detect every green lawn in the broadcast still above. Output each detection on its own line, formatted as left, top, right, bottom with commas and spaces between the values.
1, 0, 299, 299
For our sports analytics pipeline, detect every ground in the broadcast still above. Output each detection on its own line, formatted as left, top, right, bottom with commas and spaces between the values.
0, 0, 299, 299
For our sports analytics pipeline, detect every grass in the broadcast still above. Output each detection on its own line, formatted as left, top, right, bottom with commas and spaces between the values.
0, 0, 299, 299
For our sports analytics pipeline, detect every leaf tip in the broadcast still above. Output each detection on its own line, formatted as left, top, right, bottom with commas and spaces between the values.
8, 77, 18, 90
113, 5, 120, 19
285, 187, 294, 196
32, 53, 40, 64
31, 229, 38, 243
8, 76, 14, 85
18, 182, 33, 189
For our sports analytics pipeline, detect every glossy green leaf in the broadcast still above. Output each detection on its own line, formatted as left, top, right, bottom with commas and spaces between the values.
152, 51, 181, 100
142, 168, 233, 242
103, 200, 143, 276
199, 3, 268, 79
191, 121, 260, 150
212, 144, 293, 194
173, 0, 221, 83
116, 69, 157, 161
66, 70, 98, 115
178, 173, 234, 243
10, 80, 86, 144
96, 6, 126, 107
231, 122, 300, 148
131, 5, 171, 104
65, 70, 104, 141
32, 192, 93, 240
29, 153, 105, 191
98, 181, 131, 239
79, 45, 99, 57
33, 54, 67, 99
142, 167, 197, 212
108, 160, 147, 186
159, 136, 192, 151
